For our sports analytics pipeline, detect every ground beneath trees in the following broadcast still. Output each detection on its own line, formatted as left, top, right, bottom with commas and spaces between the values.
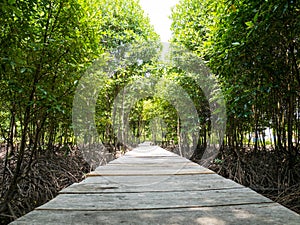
1, 144, 299, 224
0, 147, 91, 225
203, 147, 300, 215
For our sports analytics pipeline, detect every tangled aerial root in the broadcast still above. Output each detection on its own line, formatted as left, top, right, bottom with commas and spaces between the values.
206, 146, 300, 214
0, 148, 91, 225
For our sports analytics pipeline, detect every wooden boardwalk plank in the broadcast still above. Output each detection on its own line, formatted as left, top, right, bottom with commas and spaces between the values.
11, 203, 300, 225
11, 143, 300, 224
77, 173, 237, 188
36, 188, 273, 211
60, 175, 243, 193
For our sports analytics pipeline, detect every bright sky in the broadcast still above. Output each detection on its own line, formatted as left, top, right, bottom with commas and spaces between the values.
139, 0, 179, 42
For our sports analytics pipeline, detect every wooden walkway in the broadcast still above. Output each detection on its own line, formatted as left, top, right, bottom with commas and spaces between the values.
12, 143, 300, 224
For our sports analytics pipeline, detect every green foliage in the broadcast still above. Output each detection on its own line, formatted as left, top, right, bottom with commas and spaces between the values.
81, 0, 158, 50
171, 0, 300, 154
0, 0, 159, 145
170, 0, 215, 56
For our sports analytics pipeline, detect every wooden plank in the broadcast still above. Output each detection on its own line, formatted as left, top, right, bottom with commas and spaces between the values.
81, 173, 231, 184
105, 161, 199, 167
80, 173, 238, 187
89, 153, 214, 176
60, 175, 243, 194
90, 164, 214, 176
11, 203, 300, 225
87, 169, 214, 176
109, 156, 191, 164
38, 188, 273, 211
96, 163, 202, 170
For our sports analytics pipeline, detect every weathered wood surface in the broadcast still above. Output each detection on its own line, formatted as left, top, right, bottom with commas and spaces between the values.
11, 143, 300, 224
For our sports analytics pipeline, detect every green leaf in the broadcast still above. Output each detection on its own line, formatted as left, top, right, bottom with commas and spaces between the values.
245, 21, 254, 28
253, 12, 259, 23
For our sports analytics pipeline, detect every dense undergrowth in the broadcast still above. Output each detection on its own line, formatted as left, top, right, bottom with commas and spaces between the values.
0, 147, 91, 225
202, 146, 300, 214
